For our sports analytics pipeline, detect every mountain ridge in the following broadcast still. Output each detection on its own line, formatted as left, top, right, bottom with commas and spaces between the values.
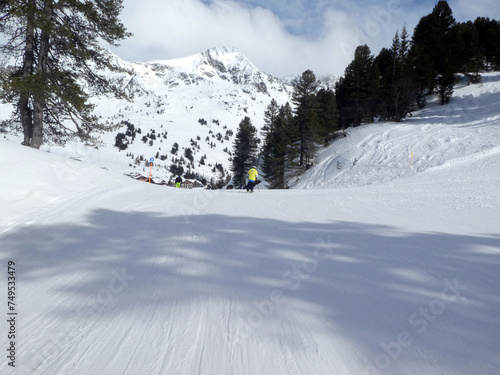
97, 47, 296, 184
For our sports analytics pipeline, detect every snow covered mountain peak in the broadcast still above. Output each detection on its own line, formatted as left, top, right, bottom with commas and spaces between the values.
141, 46, 267, 87
200, 46, 250, 66
81, 48, 294, 181
200, 47, 261, 83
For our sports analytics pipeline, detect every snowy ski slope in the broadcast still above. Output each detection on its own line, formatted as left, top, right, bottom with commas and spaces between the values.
1, 73, 500, 375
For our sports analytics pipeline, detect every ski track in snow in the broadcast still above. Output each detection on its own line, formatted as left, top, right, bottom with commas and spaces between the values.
2, 177, 498, 375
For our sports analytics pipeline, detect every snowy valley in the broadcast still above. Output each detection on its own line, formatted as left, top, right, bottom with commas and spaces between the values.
1, 58, 500, 374
0, 47, 297, 185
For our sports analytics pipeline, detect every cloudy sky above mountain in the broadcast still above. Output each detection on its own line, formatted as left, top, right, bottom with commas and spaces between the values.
111, 0, 500, 78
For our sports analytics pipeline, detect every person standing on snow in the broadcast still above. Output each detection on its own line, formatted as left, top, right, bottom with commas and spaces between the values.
247, 166, 258, 192
175, 175, 182, 188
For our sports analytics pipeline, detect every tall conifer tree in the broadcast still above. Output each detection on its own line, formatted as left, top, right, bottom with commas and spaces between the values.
474, 17, 500, 70
376, 26, 415, 121
316, 88, 339, 145
292, 69, 319, 168
0, 0, 131, 148
411, 0, 456, 104
261, 102, 299, 189
231, 116, 258, 186
336, 45, 380, 127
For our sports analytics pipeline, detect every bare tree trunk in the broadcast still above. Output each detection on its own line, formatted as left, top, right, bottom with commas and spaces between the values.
18, 92, 33, 145
18, 0, 35, 146
31, 98, 44, 149
31, 1, 54, 149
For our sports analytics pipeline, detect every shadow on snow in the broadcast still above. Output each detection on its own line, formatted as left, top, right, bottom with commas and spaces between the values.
2, 209, 499, 373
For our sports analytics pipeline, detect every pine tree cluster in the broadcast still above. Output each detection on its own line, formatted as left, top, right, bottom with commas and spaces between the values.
259, 1, 500, 189
230, 116, 259, 187
260, 71, 340, 189
336, 1, 500, 127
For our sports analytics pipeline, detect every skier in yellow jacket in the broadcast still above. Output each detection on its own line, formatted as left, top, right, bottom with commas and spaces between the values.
247, 166, 258, 192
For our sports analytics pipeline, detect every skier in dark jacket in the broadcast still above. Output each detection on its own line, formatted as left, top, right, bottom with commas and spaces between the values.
175, 176, 182, 188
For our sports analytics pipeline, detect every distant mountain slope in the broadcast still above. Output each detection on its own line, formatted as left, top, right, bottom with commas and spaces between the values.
89, 47, 295, 183
0, 47, 296, 183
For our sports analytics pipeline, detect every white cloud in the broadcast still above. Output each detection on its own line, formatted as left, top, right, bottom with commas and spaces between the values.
113, 0, 318, 76
454, 0, 500, 22
110, 0, 500, 78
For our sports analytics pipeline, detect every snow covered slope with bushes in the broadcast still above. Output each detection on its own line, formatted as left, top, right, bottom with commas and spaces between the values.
1, 47, 295, 182
295, 72, 500, 189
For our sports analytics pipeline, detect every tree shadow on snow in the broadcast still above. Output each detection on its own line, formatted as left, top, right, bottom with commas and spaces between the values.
2, 209, 499, 374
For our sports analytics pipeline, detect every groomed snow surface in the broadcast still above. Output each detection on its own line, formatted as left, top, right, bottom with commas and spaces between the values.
1, 74, 500, 375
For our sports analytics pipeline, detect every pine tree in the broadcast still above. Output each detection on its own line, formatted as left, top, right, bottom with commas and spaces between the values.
336, 45, 380, 127
449, 21, 484, 82
261, 107, 283, 189
316, 88, 339, 144
0, 0, 131, 148
292, 69, 320, 168
410, 0, 456, 105
261, 103, 299, 189
474, 17, 500, 70
464, 24, 484, 81
261, 100, 279, 184
0, 0, 36, 145
231, 116, 258, 186
395, 25, 418, 118
376, 26, 416, 121
262, 99, 279, 137
407, 44, 433, 108
400, 25, 410, 59
375, 47, 393, 118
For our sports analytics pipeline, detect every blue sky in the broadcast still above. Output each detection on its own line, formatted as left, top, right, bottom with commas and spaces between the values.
111, 0, 500, 77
